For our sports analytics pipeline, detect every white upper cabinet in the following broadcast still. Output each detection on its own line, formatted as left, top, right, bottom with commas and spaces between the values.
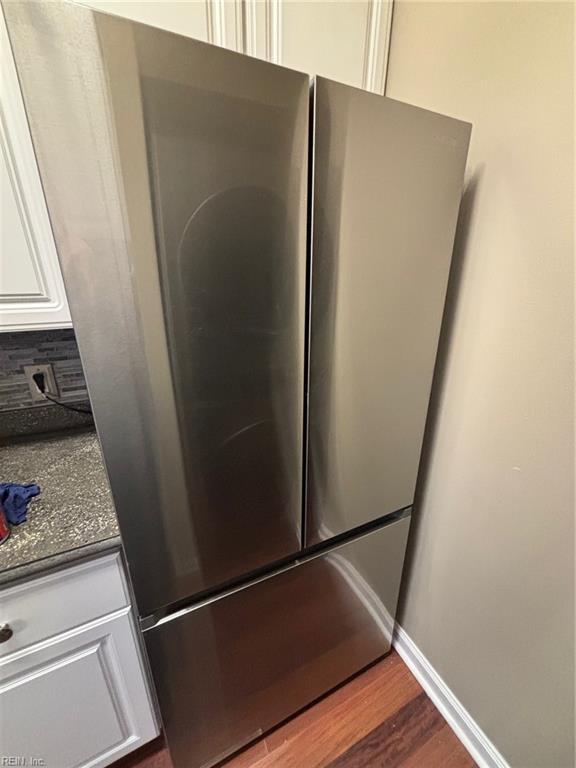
77, 1, 209, 41
0, 0, 392, 333
78, 0, 393, 90
0, 12, 71, 332
269, 0, 392, 91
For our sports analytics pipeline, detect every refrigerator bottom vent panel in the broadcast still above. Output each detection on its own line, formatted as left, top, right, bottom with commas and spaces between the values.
144, 515, 411, 768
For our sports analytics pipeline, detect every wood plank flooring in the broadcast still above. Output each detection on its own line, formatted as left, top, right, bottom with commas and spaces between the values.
114, 650, 476, 768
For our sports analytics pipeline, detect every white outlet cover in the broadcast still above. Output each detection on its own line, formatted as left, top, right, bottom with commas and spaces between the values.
23, 363, 59, 402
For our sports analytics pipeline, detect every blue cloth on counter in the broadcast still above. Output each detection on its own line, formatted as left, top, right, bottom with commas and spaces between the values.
0, 483, 41, 525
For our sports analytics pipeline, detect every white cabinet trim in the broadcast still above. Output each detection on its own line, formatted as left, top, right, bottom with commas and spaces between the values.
237, 0, 283, 63
206, 0, 392, 87
206, 0, 227, 47
265, 0, 282, 64
362, 0, 394, 94
244, 0, 257, 56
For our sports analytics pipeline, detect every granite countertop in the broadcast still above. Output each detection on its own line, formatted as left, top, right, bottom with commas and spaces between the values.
0, 427, 120, 585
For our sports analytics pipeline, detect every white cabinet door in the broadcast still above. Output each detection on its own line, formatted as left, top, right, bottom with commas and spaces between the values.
76, 1, 393, 90
1, 0, 393, 334
277, 0, 392, 91
0, 607, 158, 768
0, 13, 71, 332
76, 0, 209, 42
75, 0, 244, 51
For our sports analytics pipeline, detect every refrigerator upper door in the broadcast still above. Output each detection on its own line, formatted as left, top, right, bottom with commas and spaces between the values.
4, 3, 308, 615
307, 77, 471, 545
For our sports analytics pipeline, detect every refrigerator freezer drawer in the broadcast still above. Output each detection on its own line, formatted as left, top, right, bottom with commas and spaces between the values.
144, 514, 411, 768
307, 77, 471, 545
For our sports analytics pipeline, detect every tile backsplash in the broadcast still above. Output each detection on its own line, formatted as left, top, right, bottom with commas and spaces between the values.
0, 329, 89, 411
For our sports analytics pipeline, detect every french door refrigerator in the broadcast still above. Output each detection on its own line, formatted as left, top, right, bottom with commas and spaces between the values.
4, 4, 471, 768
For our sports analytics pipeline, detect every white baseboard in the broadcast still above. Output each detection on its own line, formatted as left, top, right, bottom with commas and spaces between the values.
392, 624, 510, 768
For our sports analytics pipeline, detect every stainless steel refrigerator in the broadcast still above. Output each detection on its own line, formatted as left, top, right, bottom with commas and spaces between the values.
4, 4, 471, 767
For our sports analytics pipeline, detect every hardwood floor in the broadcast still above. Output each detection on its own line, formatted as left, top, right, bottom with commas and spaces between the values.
114, 650, 476, 768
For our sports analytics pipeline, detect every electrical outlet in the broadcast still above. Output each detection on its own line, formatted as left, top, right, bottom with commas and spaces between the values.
24, 363, 59, 402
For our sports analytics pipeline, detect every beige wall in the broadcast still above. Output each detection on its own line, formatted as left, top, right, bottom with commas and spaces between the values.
386, 3, 574, 766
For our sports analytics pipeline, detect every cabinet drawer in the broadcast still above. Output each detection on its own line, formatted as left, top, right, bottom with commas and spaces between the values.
0, 552, 129, 656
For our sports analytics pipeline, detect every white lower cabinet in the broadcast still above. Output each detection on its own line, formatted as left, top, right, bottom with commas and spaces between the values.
0, 553, 159, 768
